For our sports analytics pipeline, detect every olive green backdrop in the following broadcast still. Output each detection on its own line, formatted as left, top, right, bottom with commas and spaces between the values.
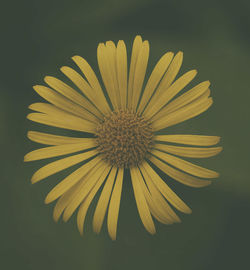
1, 0, 250, 269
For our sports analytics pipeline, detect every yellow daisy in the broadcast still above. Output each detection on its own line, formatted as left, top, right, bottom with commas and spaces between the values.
25, 35, 222, 240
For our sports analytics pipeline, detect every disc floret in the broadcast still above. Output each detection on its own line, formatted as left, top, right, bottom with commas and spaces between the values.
96, 110, 154, 167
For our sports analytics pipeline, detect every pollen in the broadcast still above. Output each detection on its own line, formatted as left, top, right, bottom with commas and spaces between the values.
95, 110, 154, 168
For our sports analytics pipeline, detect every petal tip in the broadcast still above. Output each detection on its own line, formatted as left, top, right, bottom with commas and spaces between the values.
23, 154, 29, 162
71, 55, 80, 61
44, 195, 52, 205
31, 177, 36, 184
33, 85, 40, 91
44, 76, 53, 84
177, 51, 184, 57
192, 69, 198, 75
108, 232, 116, 241
60, 66, 67, 72
31, 173, 40, 184
53, 214, 60, 223
135, 35, 142, 40
62, 213, 70, 223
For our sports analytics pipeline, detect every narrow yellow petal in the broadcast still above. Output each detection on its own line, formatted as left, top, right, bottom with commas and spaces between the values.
28, 102, 97, 126
27, 131, 93, 146
154, 134, 221, 146
130, 166, 156, 234
107, 168, 124, 240
33, 85, 101, 122
131, 40, 149, 110
93, 167, 117, 234
60, 66, 105, 115
151, 81, 210, 122
27, 111, 96, 134
53, 180, 83, 222
45, 157, 101, 204
143, 51, 183, 114
151, 149, 219, 178
30, 149, 97, 183
127, 35, 143, 109
77, 166, 112, 235
139, 163, 181, 222
141, 196, 172, 224
106, 41, 121, 109
157, 51, 184, 90
63, 162, 108, 222
137, 166, 176, 224
137, 52, 174, 114
72, 55, 111, 115
141, 161, 192, 214
62, 61, 112, 115
154, 144, 223, 158
144, 70, 197, 119
140, 183, 172, 224
24, 140, 96, 161
97, 43, 118, 110
29, 102, 98, 125
149, 155, 212, 187
116, 40, 128, 109
152, 97, 213, 131
44, 76, 103, 117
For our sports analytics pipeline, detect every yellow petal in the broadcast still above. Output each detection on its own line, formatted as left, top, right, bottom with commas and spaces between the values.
143, 51, 183, 114
30, 149, 97, 183
144, 70, 197, 119
157, 51, 184, 90
140, 192, 173, 224
130, 166, 156, 234
154, 144, 223, 158
139, 163, 181, 222
105, 41, 121, 109
97, 43, 118, 110
116, 40, 127, 109
44, 76, 103, 117
77, 166, 112, 235
137, 165, 176, 224
27, 131, 93, 146
93, 167, 117, 234
151, 149, 219, 178
53, 180, 83, 222
127, 35, 143, 110
45, 157, 101, 204
137, 52, 174, 114
24, 140, 96, 161
141, 161, 192, 214
151, 81, 210, 122
28, 102, 98, 128
72, 55, 111, 115
27, 111, 96, 134
152, 97, 213, 131
131, 41, 149, 110
60, 66, 106, 116
149, 155, 212, 187
63, 161, 108, 222
107, 167, 124, 240
33, 85, 101, 122
60, 66, 93, 98
154, 134, 221, 146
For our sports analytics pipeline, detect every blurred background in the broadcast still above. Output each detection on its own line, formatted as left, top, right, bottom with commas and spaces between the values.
1, 0, 250, 269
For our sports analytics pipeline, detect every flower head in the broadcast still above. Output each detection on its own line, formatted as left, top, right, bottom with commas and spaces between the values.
25, 36, 222, 240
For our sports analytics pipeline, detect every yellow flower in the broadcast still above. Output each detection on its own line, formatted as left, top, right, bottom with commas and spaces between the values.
25, 35, 222, 240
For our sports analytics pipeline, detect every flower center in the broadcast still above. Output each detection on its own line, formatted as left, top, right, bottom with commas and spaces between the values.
95, 110, 154, 168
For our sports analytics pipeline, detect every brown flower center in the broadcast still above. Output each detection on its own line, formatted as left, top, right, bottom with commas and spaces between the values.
95, 110, 154, 168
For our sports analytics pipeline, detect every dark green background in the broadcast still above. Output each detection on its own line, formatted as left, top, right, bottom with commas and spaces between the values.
2, 0, 250, 269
